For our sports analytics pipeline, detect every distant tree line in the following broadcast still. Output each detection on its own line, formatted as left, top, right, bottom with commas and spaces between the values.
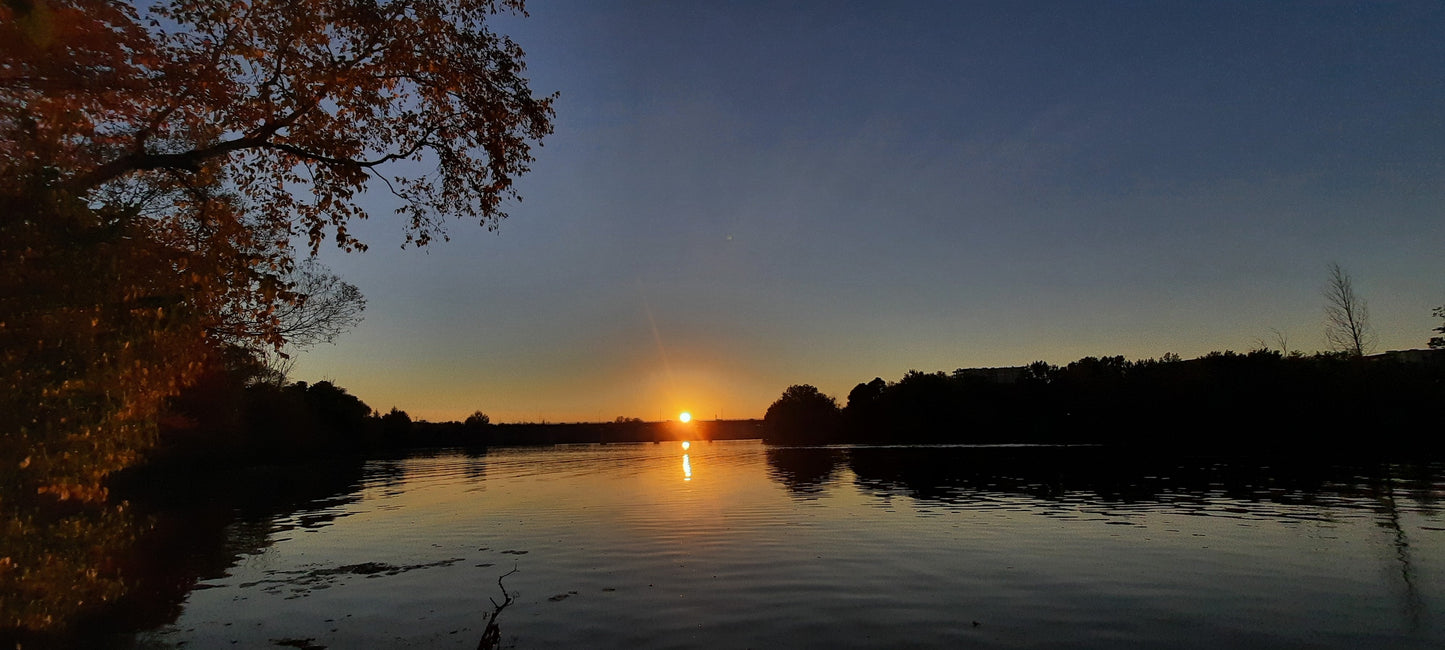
147, 358, 495, 471
763, 349, 1445, 455
146, 365, 771, 468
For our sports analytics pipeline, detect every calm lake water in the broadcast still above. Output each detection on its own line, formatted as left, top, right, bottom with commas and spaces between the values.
129, 441, 1445, 648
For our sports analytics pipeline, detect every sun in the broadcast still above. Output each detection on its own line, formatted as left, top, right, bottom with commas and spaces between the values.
679, 411, 692, 423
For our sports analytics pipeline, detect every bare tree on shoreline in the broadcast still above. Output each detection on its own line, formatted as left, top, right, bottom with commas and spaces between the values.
1324, 262, 1376, 357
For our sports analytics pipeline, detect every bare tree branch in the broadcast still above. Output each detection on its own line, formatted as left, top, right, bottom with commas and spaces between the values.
1324, 262, 1376, 356
478, 567, 518, 650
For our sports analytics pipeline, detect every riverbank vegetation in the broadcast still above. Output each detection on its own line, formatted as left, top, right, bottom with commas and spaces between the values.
764, 349, 1445, 455
0, 0, 554, 638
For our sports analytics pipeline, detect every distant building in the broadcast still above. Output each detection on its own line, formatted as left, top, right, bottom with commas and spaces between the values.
1370, 349, 1445, 365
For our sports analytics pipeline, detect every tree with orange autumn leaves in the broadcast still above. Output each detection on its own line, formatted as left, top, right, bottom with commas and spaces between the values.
0, 0, 553, 632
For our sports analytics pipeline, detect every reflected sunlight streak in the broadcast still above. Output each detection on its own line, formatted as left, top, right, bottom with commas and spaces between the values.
682, 453, 691, 481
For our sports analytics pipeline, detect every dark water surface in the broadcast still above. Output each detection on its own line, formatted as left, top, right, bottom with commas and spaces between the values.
129, 441, 1444, 648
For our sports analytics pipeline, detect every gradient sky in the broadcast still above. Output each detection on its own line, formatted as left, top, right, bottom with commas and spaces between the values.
292, 1, 1445, 423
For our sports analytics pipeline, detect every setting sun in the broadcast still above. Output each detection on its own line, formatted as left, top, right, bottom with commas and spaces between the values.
679, 411, 692, 423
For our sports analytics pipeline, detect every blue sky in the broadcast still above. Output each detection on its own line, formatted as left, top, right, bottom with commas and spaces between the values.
294, 1, 1445, 422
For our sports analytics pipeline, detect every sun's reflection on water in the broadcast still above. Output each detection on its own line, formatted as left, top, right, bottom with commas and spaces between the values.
682, 454, 692, 481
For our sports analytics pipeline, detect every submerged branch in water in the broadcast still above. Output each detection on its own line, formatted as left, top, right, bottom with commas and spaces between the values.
478, 566, 518, 650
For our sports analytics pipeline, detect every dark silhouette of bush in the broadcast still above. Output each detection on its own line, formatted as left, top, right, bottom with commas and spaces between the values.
763, 385, 842, 444
380, 407, 414, 447
843, 377, 888, 442
453, 411, 493, 446
465, 411, 492, 427
152, 357, 381, 467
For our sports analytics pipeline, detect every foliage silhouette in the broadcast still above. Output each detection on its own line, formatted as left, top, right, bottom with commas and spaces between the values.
466, 411, 493, 428
381, 407, 415, 447
2, 0, 554, 495
762, 385, 843, 444
1430, 306, 1445, 350
766, 350, 1445, 452
154, 373, 380, 468
1, 0, 553, 633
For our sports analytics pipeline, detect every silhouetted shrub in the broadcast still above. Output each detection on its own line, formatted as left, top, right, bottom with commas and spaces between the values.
380, 407, 413, 446
763, 385, 842, 444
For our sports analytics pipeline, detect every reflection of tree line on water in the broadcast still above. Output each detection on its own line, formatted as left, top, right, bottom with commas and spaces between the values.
12, 331, 1441, 642
8, 443, 1441, 646
5, 455, 525, 648
766, 445, 1438, 633
766, 445, 1442, 514
17, 461, 373, 646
